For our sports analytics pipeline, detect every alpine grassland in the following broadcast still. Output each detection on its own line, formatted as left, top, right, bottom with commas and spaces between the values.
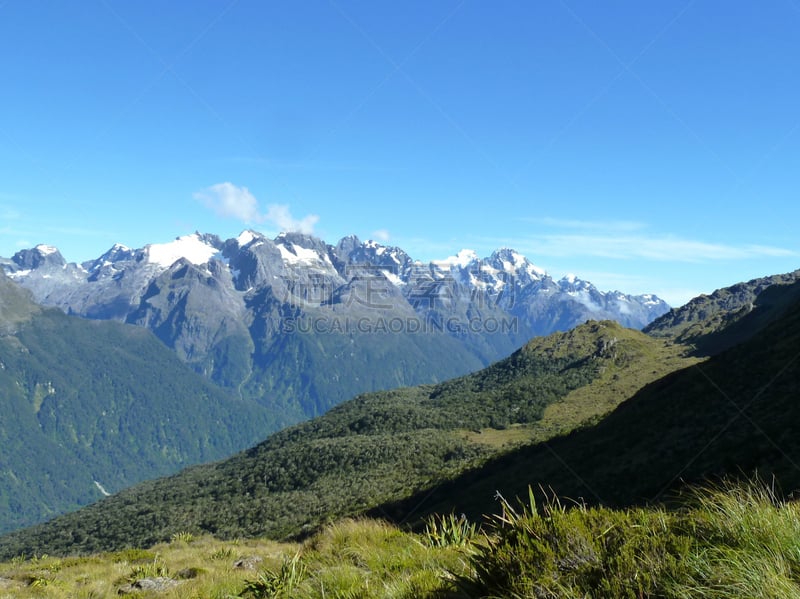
2, 480, 800, 598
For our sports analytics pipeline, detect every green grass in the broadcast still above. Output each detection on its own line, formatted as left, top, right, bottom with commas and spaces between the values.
462, 478, 800, 599
0, 519, 470, 598
2, 480, 800, 598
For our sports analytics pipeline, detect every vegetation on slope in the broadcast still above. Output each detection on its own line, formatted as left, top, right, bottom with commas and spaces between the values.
644, 268, 800, 354
0, 320, 692, 558
462, 479, 800, 599
4, 273, 800, 597
2, 481, 800, 598
383, 279, 800, 525
0, 272, 277, 535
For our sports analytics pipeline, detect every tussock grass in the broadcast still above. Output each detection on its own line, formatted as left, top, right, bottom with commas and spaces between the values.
3, 479, 800, 598
0, 519, 468, 598
669, 480, 800, 599
461, 478, 800, 599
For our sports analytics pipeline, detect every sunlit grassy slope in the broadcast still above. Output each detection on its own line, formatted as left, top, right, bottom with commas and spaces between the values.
3, 481, 800, 599
381, 280, 800, 526
0, 320, 694, 558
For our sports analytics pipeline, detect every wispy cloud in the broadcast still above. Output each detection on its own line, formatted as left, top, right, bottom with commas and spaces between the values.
263, 204, 319, 234
524, 217, 647, 232
195, 182, 261, 222
509, 218, 796, 261
371, 229, 391, 242
477, 222, 795, 262
521, 234, 795, 262
194, 182, 319, 234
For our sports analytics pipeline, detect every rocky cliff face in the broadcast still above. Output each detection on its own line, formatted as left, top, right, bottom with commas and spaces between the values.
2, 231, 670, 418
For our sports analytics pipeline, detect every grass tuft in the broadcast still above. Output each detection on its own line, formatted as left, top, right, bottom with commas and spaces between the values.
424, 513, 478, 548
3, 479, 800, 598
238, 552, 307, 598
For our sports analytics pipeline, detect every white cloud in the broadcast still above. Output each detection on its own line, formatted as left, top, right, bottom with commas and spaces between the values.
496, 233, 796, 263
558, 269, 703, 307
194, 182, 261, 223
194, 182, 319, 234
371, 229, 391, 242
264, 204, 319, 234
508, 219, 796, 261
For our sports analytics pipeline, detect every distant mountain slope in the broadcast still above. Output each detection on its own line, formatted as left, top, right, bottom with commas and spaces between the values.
380, 278, 800, 525
0, 271, 275, 535
644, 269, 800, 354
1, 232, 669, 419
0, 320, 691, 557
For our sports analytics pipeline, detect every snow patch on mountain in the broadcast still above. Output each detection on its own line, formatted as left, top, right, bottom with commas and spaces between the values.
640, 294, 662, 306
146, 234, 218, 268
237, 230, 258, 247
35, 244, 59, 256
380, 270, 404, 287
278, 243, 328, 266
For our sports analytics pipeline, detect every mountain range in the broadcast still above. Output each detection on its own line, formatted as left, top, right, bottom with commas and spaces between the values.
3, 267, 798, 558
0, 232, 672, 539
1, 232, 669, 422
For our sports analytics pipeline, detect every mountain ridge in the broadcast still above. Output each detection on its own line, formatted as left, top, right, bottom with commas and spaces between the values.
644, 268, 800, 354
2, 267, 798, 558
1, 231, 670, 422
378, 277, 800, 525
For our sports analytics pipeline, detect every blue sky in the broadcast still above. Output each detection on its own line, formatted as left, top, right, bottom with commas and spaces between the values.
1, 1, 798, 306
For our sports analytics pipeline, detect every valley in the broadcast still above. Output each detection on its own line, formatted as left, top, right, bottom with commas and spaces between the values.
2, 4, 796, 596
2, 243, 800, 597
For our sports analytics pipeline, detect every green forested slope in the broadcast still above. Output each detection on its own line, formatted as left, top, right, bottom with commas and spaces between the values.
0, 320, 688, 557
382, 279, 800, 525
0, 272, 275, 534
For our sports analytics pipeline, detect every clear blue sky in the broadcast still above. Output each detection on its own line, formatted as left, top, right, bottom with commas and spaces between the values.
1, 1, 798, 306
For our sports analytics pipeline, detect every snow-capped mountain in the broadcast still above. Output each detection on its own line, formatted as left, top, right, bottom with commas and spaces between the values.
1, 232, 669, 418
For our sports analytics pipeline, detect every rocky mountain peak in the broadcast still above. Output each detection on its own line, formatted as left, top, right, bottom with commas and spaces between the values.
334, 235, 362, 256
0, 231, 672, 418
275, 232, 329, 253
12, 245, 66, 270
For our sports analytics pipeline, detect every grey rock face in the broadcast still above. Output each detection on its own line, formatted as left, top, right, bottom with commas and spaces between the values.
2, 231, 670, 418
118, 577, 180, 594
